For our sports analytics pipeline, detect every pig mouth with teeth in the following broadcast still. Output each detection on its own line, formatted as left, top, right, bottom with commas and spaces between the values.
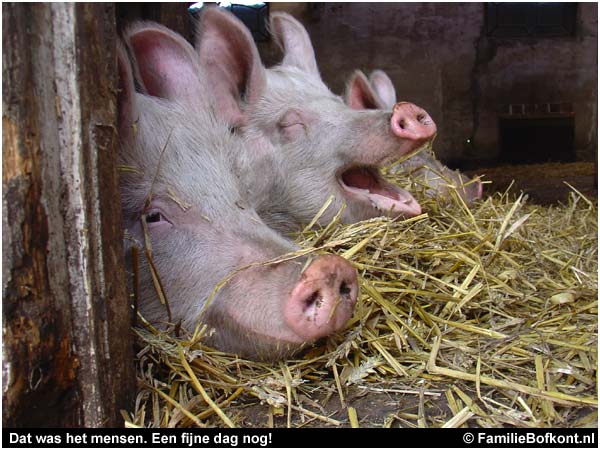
338, 165, 422, 217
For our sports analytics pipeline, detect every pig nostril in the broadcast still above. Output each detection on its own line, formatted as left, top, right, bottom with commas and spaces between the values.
417, 114, 425, 123
304, 291, 322, 310
398, 119, 406, 130
339, 281, 352, 298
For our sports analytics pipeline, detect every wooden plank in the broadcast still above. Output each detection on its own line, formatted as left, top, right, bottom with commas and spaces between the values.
2, 2, 134, 427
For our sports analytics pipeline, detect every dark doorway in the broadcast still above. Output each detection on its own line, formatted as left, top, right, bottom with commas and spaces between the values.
499, 117, 575, 164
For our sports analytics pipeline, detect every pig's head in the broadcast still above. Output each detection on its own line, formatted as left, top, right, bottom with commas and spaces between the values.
196, 8, 436, 232
362, 70, 483, 205
117, 26, 358, 361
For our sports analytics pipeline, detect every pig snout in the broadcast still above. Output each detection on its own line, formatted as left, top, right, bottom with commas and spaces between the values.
284, 255, 358, 341
390, 102, 437, 144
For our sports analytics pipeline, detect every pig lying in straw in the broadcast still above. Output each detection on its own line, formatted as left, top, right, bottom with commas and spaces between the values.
117, 26, 358, 361
355, 70, 484, 205
195, 8, 437, 233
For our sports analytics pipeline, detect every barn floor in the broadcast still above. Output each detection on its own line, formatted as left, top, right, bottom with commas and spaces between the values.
466, 162, 597, 206
237, 382, 595, 428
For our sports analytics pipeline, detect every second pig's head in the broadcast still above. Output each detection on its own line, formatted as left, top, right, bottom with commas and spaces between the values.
196, 8, 436, 232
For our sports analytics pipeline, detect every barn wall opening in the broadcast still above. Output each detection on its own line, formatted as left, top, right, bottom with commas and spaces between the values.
499, 104, 576, 164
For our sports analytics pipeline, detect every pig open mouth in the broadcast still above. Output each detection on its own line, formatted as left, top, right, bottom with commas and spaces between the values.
338, 166, 422, 217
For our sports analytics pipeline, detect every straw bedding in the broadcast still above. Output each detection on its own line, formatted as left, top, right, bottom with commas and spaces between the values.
123, 167, 598, 428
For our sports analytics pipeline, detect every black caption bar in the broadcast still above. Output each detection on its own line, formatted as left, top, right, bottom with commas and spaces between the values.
3, 428, 598, 448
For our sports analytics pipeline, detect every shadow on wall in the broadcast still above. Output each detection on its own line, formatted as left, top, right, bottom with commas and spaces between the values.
257, 2, 597, 169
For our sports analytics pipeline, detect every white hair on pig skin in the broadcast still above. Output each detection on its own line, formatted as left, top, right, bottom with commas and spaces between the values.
117, 25, 358, 361
195, 7, 438, 234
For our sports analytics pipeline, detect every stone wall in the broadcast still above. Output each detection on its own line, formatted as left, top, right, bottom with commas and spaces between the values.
262, 2, 597, 167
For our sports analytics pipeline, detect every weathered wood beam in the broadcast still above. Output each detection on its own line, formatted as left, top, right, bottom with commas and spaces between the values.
2, 2, 134, 427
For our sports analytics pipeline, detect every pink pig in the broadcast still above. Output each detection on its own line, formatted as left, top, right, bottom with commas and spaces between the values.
195, 8, 437, 233
117, 25, 358, 361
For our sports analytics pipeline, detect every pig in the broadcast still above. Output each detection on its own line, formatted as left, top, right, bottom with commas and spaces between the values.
360, 70, 483, 205
194, 8, 437, 234
116, 25, 358, 361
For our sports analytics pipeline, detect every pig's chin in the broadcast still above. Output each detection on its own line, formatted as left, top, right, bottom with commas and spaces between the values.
338, 166, 422, 217
202, 317, 309, 361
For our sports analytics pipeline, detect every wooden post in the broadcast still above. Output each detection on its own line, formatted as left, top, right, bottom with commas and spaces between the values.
2, 3, 134, 427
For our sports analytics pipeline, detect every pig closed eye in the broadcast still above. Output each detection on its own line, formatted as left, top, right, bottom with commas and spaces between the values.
278, 110, 307, 142
279, 122, 306, 141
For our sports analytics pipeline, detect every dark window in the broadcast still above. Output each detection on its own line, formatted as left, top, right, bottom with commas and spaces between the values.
499, 117, 575, 164
486, 3, 577, 38
189, 2, 269, 42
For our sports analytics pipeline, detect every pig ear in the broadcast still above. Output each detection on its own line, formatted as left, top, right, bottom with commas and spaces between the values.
116, 41, 137, 140
196, 7, 266, 127
124, 22, 203, 102
345, 70, 386, 110
270, 13, 320, 77
369, 70, 397, 110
